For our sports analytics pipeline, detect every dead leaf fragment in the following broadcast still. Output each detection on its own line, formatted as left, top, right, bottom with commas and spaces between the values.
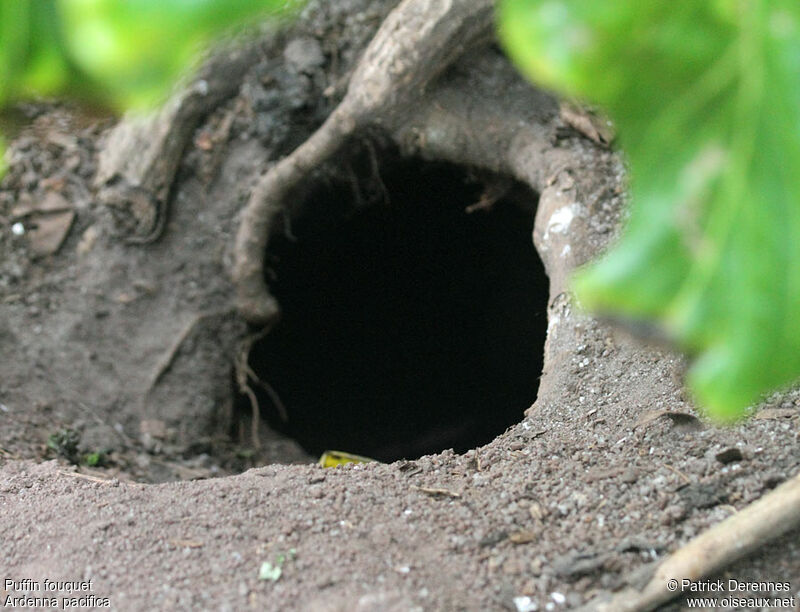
11, 191, 73, 218
754, 408, 798, 420
28, 210, 75, 256
36, 191, 73, 213
559, 100, 615, 146
508, 530, 538, 544
412, 485, 461, 498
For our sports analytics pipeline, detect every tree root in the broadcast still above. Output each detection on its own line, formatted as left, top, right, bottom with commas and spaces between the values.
591, 470, 800, 612
95, 41, 265, 243
233, 321, 290, 449
232, 0, 494, 324
90, 0, 602, 324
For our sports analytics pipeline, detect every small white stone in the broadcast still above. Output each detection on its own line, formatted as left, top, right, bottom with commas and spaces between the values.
195, 79, 209, 95
12, 222, 25, 235
513, 596, 538, 612
547, 205, 577, 235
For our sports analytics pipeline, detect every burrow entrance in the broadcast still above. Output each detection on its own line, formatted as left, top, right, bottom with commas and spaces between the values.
239, 144, 549, 462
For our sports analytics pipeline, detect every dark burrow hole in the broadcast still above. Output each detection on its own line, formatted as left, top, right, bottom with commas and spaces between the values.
238, 145, 549, 462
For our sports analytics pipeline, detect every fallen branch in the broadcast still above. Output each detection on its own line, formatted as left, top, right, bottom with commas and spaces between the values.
593, 471, 800, 612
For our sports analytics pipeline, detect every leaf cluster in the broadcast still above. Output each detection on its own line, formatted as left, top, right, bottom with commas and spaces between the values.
0, 0, 295, 111
499, 1, 800, 421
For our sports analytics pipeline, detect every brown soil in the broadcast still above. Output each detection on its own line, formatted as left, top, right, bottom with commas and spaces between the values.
2, 1, 799, 610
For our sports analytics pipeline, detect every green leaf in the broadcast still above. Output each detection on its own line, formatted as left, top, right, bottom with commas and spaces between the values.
57, 0, 296, 110
0, 0, 302, 169
0, 135, 7, 177
499, 1, 800, 421
0, 0, 300, 111
258, 561, 282, 582
0, 0, 80, 104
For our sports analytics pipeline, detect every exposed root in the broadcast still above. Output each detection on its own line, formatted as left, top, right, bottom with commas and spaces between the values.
146, 310, 236, 404
465, 176, 512, 214
240, 384, 261, 450
233, 322, 288, 449
95, 41, 265, 242
232, 0, 494, 324
147, 312, 208, 391
362, 137, 390, 207
249, 373, 289, 424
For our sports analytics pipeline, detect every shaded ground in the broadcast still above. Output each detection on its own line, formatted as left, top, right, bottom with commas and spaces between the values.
2, 1, 800, 610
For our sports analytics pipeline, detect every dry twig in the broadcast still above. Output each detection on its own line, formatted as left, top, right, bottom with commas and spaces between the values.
413, 485, 461, 498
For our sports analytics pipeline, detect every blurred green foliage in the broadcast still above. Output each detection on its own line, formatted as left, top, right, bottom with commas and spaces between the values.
46, 427, 81, 462
0, 0, 296, 111
499, 1, 800, 421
